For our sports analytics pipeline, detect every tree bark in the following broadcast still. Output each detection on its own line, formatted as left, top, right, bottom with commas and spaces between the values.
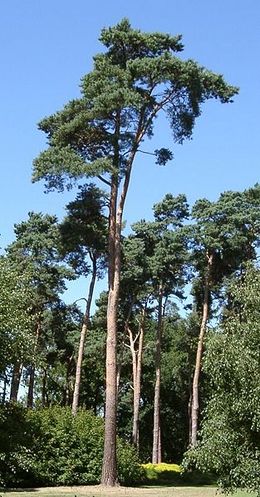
72, 255, 97, 415
101, 175, 119, 486
10, 362, 23, 401
130, 308, 145, 451
27, 364, 35, 408
41, 367, 48, 407
190, 253, 213, 447
1, 373, 8, 404
101, 113, 145, 485
152, 284, 163, 463
188, 387, 193, 446
27, 320, 41, 408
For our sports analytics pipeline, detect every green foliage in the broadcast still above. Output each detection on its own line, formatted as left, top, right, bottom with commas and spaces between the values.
142, 462, 181, 483
184, 265, 260, 494
189, 185, 260, 287
32, 19, 237, 193
0, 257, 34, 373
0, 403, 33, 487
0, 405, 142, 487
141, 463, 214, 486
6, 212, 73, 306
60, 183, 107, 276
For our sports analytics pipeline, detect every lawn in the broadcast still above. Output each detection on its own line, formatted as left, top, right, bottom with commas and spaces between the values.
1, 486, 256, 497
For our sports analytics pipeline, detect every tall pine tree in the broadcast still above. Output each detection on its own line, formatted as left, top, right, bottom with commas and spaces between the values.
33, 19, 237, 484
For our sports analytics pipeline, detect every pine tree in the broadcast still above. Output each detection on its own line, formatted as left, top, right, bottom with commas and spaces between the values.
32, 19, 237, 484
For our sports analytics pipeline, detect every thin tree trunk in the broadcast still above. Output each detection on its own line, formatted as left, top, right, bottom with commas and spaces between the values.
190, 253, 213, 447
152, 284, 163, 464
72, 256, 97, 415
188, 387, 193, 446
158, 426, 162, 463
117, 303, 133, 394
1, 373, 8, 403
131, 308, 145, 451
27, 320, 41, 408
102, 113, 146, 485
41, 367, 47, 407
27, 365, 35, 408
10, 362, 23, 401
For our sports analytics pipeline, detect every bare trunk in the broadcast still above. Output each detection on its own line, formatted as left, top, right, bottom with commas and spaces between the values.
41, 367, 48, 407
131, 309, 145, 451
102, 112, 145, 485
158, 426, 162, 463
10, 362, 23, 401
72, 257, 97, 415
27, 321, 41, 408
188, 387, 192, 446
152, 285, 163, 464
1, 374, 8, 403
102, 177, 119, 486
190, 253, 213, 447
117, 304, 133, 394
27, 365, 35, 408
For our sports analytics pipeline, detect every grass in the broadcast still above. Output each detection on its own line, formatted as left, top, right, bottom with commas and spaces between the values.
1, 486, 257, 497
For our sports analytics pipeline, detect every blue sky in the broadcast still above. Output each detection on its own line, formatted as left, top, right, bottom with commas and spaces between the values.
1, 0, 259, 305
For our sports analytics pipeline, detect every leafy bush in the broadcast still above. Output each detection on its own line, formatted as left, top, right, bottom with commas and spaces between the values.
141, 463, 182, 483
0, 404, 142, 487
0, 403, 33, 487
141, 462, 214, 485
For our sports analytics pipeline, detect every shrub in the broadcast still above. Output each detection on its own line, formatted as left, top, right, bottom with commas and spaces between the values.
0, 403, 33, 488
141, 462, 214, 486
141, 462, 182, 483
117, 440, 144, 485
0, 404, 142, 488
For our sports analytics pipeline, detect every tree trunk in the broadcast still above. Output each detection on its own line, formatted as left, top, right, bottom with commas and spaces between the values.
101, 115, 144, 485
1, 373, 8, 404
188, 387, 192, 446
72, 256, 97, 415
130, 308, 145, 451
117, 303, 133, 394
102, 177, 119, 486
190, 253, 213, 447
158, 426, 162, 463
10, 362, 23, 401
27, 365, 35, 408
27, 320, 41, 408
152, 285, 163, 464
41, 367, 48, 407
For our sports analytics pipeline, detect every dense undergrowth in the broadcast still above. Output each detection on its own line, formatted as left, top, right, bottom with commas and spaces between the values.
0, 404, 216, 489
0, 404, 142, 487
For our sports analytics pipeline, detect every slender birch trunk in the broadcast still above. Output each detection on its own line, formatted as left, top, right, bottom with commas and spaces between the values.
72, 256, 97, 415
152, 284, 163, 463
10, 362, 23, 401
190, 253, 213, 446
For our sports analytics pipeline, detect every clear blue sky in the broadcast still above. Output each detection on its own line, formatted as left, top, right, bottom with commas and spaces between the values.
1, 0, 259, 304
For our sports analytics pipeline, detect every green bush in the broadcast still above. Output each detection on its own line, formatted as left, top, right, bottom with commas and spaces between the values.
0, 404, 142, 487
141, 463, 182, 483
0, 403, 33, 487
141, 462, 214, 486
